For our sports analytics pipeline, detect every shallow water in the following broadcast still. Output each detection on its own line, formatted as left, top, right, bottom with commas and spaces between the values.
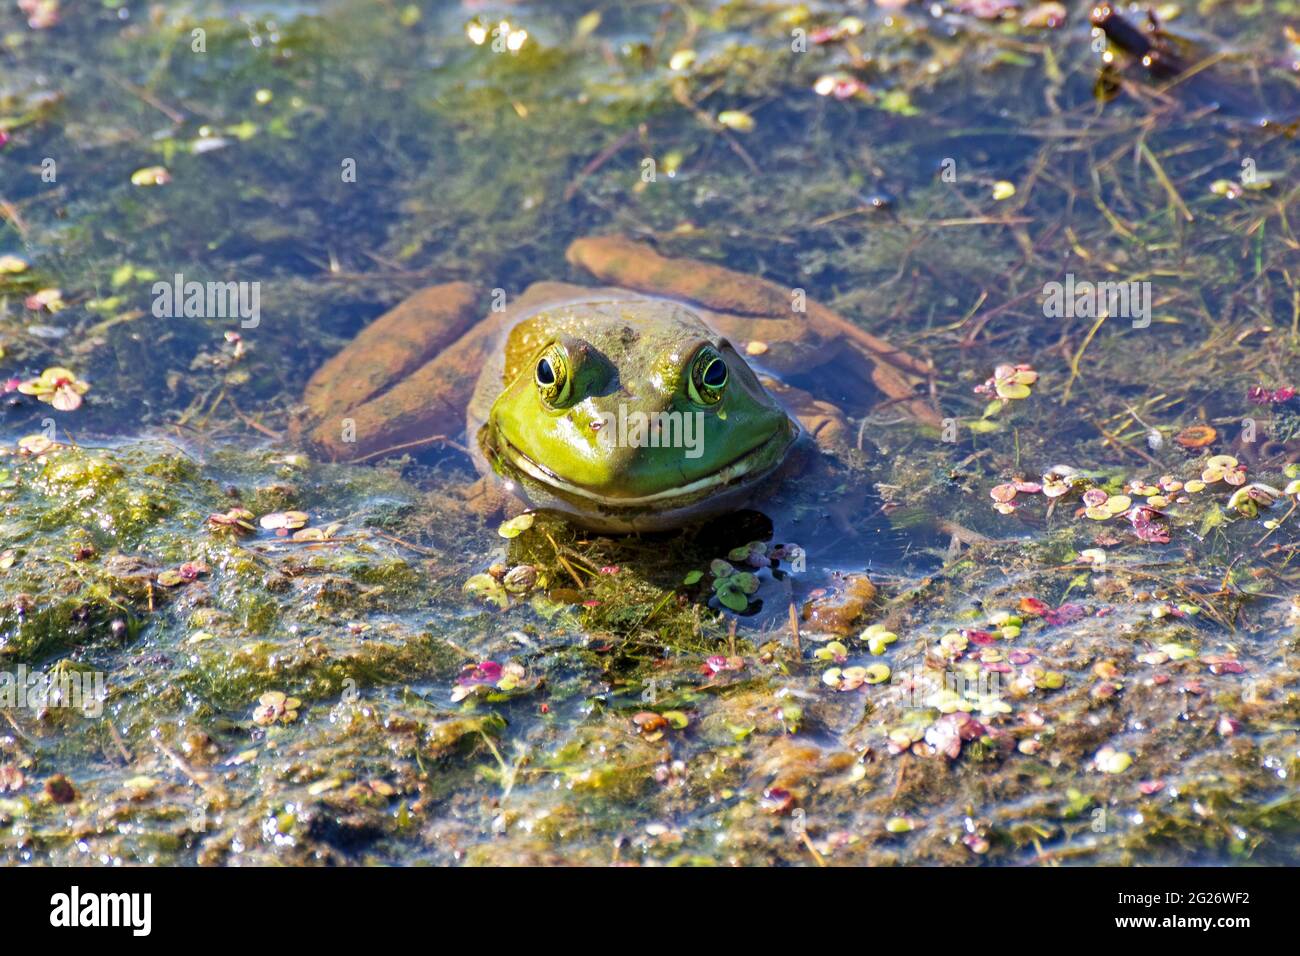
0, 0, 1298, 865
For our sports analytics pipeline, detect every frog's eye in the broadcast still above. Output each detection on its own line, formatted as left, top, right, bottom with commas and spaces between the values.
687, 346, 727, 406
535, 344, 571, 407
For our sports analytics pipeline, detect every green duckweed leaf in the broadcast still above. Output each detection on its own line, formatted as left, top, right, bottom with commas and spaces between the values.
497, 513, 535, 538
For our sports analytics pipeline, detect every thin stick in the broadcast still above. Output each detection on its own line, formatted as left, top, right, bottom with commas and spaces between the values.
1087, 416, 1162, 468
799, 830, 827, 867
545, 532, 586, 589
373, 530, 437, 556
229, 400, 283, 440
643, 589, 674, 626
564, 126, 639, 201
99, 67, 186, 124
155, 740, 214, 792
1256, 500, 1297, 548
108, 721, 133, 764
1, 710, 33, 743
344, 433, 470, 464
1138, 140, 1193, 223
891, 759, 908, 799
0, 198, 28, 237
1061, 314, 1107, 403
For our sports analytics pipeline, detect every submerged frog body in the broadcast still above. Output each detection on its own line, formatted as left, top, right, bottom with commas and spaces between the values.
301, 237, 937, 531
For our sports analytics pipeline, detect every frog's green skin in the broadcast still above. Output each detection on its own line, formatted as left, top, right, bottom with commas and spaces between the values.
468, 297, 797, 532
302, 237, 936, 531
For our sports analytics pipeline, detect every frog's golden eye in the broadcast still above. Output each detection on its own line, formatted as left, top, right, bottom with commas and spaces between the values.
535, 344, 571, 407
687, 346, 727, 405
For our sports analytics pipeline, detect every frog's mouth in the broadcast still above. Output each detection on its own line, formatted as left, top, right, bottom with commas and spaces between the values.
490, 421, 797, 510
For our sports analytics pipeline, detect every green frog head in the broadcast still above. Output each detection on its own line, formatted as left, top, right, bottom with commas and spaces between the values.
479, 298, 798, 531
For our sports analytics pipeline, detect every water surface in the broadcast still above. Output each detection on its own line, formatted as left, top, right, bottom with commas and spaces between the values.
0, 0, 1298, 865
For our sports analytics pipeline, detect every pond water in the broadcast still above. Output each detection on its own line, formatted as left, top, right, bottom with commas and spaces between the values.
0, 0, 1298, 865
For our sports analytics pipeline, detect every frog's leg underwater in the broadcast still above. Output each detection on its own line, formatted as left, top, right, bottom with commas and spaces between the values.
299, 236, 938, 529
301, 281, 484, 462
302, 283, 571, 458
564, 236, 939, 539
564, 235, 941, 455
300, 280, 595, 520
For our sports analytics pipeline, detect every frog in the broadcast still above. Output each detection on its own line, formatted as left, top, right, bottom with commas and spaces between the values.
299, 236, 938, 533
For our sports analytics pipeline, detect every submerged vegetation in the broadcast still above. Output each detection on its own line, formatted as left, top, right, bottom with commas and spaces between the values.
0, 0, 1298, 865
